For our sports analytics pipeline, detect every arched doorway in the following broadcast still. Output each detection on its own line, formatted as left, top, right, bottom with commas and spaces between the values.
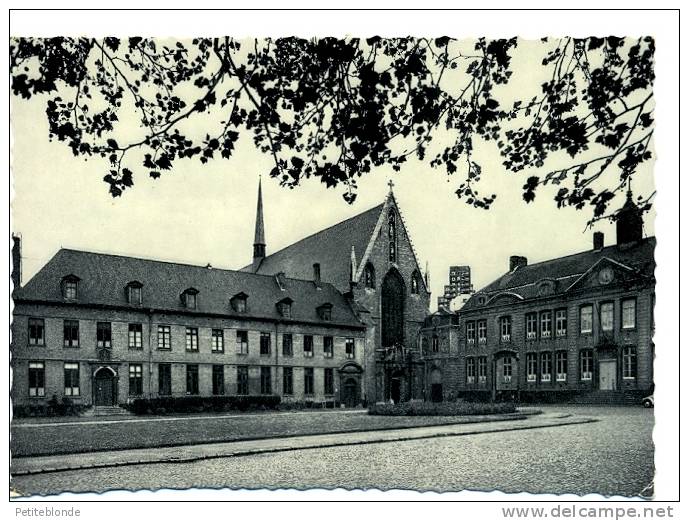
339, 362, 363, 407
430, 368, 443, 402
94, 367, 117, 406
381, 269, 405, 347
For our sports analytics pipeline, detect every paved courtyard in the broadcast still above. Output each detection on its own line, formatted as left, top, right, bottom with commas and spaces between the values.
11, 406, 654, 498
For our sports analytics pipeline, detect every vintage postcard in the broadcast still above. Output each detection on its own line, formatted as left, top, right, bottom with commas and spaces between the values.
7, 9, 678, 506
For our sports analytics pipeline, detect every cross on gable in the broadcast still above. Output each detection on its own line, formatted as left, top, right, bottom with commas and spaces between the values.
388, 179, 394, 191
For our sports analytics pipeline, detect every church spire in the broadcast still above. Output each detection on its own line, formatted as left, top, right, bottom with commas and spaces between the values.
252, 177, 266, 269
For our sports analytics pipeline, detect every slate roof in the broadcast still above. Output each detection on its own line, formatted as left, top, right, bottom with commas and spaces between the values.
245, 203, 385, 292
15, 249, 364, 328
462, 237, 656, 310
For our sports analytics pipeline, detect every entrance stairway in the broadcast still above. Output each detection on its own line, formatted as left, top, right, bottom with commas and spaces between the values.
82, 405, 132, 417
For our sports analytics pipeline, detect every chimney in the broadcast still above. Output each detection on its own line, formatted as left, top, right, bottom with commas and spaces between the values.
11, 234, 21, 292
313, 263, 321, 285
509, 255, 527, 272
593, 232, 604, 250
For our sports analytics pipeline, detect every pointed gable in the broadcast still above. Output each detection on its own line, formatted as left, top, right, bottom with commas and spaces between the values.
246, 203, 384, 292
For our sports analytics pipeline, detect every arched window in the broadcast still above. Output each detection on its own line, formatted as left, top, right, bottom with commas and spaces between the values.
388, 209, 397, 262
411, 271, 422, 294
364, 263, 376, 289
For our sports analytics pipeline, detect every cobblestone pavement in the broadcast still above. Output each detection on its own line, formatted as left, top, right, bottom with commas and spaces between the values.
11, 406, 653, 498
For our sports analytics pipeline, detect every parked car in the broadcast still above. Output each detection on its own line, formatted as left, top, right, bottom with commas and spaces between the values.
642, 395, 654, 408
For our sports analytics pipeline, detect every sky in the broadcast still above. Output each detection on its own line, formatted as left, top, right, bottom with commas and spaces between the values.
10, 38, 656, 310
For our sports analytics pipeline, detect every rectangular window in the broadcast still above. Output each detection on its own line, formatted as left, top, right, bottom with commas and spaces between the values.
477, 320, 487, 344
303, 335, 314, 357
466, 321, 476, 344
556, 351, 568, 381
282, 334, 293, 357
186, 364, 199, 395
555, 309, 568, 337
623, 346, 637, 379
324, 368, 334, 395
63, 320, 79, 347
128, 323, 143, 349
236, 366, 249, 395
129, 363, 143, 396
158, 363, 172, 395
64, 280, 77, 300
477, 356, 487, 384
185, 327, 199, 352
212, 365, 224, 395
540, 311, 552, 339
323, 336, 334, 358
526, 353, 538, 382
580, 350, 593, 381
540, 352, 552, 382
283, 367, 294, 395
601, 302, 614, 332
129, 285, 142, 305
211, 329, 224, 353
580, 305, 593, 334
500, 316, 512, 342
260, 333, 271, 356
157, 325, 171, 350
622, 299, 636, 329
28, 318, 45, 346
64, 362, 80, 396
466, 357, 476, 384
503, 356, 512, 382
345, 338, 355, 359
236, 330, 249, 355
525, 313, 537, 340
96, 322, 112, 348
304, 367, 314, 395
28, 361, 45, 397
260, 366, 272, 394
432, 335, 439, 353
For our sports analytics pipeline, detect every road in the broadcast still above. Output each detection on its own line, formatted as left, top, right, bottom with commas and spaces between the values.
11, 406, 653, 498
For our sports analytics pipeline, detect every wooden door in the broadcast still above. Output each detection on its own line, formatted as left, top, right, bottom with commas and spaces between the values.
95, 373, 114, 405
599, 360, 617, 390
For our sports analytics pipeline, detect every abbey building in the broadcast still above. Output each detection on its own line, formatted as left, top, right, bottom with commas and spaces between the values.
11, 181, 430, 409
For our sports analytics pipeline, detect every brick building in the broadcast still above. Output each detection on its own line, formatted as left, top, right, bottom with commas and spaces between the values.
456, 193, 655, 402
11, 246, 367, 409
419, 308, 462, 402
246, 182, 431, 403
11, 181, 430, 409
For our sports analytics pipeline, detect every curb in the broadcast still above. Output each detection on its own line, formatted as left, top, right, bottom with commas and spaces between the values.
12, 414, 595, 477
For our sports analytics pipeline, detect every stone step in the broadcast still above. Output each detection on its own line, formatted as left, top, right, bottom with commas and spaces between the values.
82, 406, 132, 417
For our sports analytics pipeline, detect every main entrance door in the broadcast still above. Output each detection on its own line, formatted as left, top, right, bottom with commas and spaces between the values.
94, 368, 116, 406
599, 360, 617, 390
390, 378, 402, 403
342, 378, 359, 408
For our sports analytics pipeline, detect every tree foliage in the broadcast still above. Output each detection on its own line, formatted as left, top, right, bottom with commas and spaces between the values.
10, 36, 655, 224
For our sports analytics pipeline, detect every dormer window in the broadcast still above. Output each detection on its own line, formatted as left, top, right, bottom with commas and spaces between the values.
181, 288, 199, 310
230, 292, 248, 313
317, 303, 333, 322
277, 297, 294, 319
126, 281, 143, 305
61, 275, 80, 300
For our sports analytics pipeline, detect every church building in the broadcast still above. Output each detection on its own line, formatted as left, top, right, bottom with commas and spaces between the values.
245, 180, 431, 403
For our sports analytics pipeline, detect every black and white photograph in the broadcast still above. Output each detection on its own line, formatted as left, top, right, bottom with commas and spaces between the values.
6, 7, 680, 508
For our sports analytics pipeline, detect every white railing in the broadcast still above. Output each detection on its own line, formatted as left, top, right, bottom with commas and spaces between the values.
527, 374, 537, 382
527, 331, 536, 340
541, 374, 551, 382
556, 373, 567, 382
501, 334, 511, 342
541, 330, 551, 339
